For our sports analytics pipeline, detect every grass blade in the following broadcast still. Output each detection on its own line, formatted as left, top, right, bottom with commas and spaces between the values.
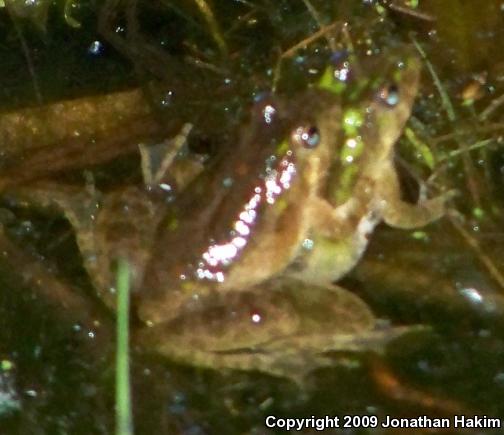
116, 258, 133, 435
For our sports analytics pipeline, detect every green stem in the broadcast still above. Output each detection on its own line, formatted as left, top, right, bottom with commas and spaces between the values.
116, 258, 133, 435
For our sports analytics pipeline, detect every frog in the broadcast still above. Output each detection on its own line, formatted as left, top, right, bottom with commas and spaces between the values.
2, 49, 450, 381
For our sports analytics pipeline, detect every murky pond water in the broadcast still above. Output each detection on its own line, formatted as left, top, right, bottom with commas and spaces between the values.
0, 1, 504, 434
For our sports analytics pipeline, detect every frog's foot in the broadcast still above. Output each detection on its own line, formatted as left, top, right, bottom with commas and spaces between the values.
377, 164, 455, 229
251, 324, 426, 385
382, 190, 456, 229
2, 182, 99, 247
135, 279, 419, 385
1, 183, 112, 297
139, 122, 203, 190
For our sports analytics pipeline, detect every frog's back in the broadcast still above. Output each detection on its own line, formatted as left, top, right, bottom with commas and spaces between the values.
139, 91, 343, 324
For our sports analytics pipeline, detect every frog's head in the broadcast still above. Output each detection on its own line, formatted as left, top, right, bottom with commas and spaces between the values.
245, 50, 420, 210
347, 49, 420, 161
318, 48, 421, 204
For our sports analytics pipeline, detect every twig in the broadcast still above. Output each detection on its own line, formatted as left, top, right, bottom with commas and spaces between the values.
192, 0, 228, 57
388, 2, 435, 21
7, 7, 42, 104
280, 21, 341, 59
301, 0, 337, 51
411, 34, 455, 122
479, 92, 504, 121
448, 213, 504, 291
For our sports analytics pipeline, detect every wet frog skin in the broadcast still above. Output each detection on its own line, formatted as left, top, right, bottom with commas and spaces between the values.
4, 50, 450, 380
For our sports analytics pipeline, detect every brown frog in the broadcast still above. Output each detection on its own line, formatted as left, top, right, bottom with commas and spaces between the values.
4, 50, 450, 380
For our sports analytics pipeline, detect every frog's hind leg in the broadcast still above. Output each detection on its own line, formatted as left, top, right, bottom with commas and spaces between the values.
377, 162, 453, 229
136, 279, 417, 385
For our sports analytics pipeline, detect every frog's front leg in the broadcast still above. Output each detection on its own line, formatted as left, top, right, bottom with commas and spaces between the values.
137, 279, 411, 382
377, 162, 452, 229
285, 196, 382, 285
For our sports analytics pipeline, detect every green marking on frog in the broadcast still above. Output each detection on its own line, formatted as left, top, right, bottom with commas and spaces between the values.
318, 67, 347, 95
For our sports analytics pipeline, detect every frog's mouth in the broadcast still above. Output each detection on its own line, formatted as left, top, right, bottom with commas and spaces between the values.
361, 55, 420, 163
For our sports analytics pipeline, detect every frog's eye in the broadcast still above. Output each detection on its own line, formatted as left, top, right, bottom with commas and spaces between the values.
378, 83, 400, 107
292, 126, 320, 149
